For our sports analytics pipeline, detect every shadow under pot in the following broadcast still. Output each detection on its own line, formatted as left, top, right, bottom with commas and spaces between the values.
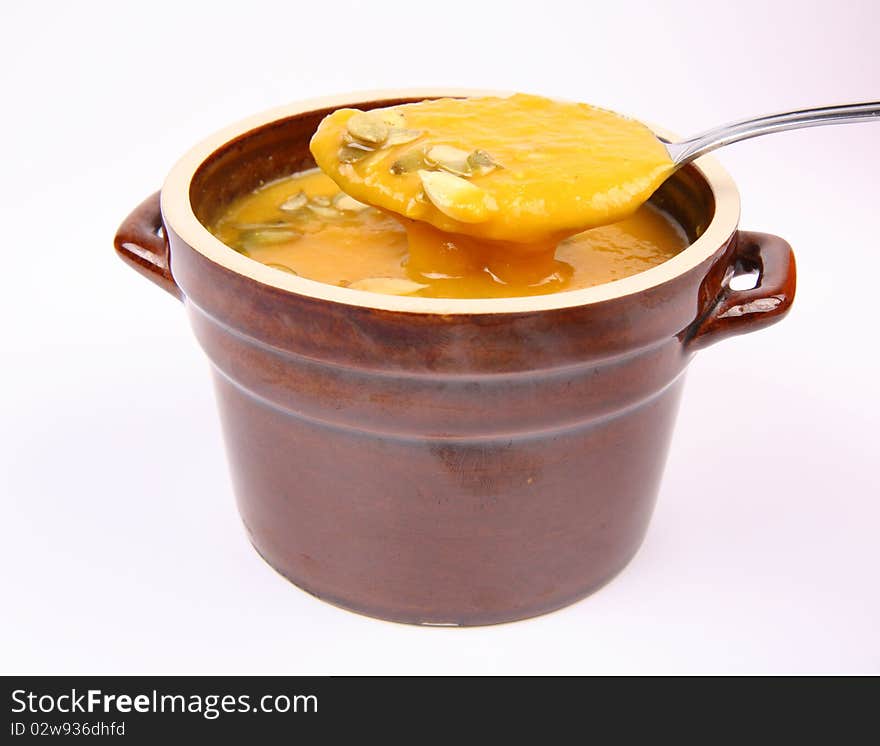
114, 91, 796, 626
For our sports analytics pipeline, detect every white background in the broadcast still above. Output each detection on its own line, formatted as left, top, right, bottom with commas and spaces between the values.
2, 0, 877, 675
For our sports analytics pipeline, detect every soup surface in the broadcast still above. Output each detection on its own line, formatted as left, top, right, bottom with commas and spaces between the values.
210, 169, 688, 298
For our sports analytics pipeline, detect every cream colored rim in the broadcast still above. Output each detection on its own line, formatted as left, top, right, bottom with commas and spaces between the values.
161, 88, 740, 315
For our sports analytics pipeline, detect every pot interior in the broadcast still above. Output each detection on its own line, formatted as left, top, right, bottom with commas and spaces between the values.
188, 97, 715, 248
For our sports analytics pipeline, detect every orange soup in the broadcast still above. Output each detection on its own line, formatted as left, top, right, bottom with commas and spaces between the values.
210, 168, 687, 298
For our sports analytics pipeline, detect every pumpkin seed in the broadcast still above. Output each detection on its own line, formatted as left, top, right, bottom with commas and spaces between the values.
390, 149, 429, 174
242, 229, 301, 244
333, 193, 370, 212
279, 191, 308, 212
346, 111, 390, 145
348, 277, 428, 295
417, 170, 496, 223
378, 109, 407, 129
425, 145, 472, 177
385, 128, 423, 146
307, 204, 341, 220
311, 195, 332, 206
234, 221, 294, 230
266, 263, 298, 275
467, 149, 502, 175
338, 143, 374, 163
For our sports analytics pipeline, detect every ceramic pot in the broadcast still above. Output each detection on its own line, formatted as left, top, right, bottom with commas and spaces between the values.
115, 91, 796, 625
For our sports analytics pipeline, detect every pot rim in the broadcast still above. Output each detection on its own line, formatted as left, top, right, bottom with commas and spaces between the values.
161, 88, 740, 315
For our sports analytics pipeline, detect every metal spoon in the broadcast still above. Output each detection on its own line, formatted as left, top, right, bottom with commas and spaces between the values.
662, 102, 880, 167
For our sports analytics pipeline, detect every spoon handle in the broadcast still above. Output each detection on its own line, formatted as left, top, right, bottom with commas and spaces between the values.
666, 101, 880, 166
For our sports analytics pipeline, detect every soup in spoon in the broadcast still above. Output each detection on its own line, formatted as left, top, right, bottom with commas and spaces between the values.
309, 93, 674, 247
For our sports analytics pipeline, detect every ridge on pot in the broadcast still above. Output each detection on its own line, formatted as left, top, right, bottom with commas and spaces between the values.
114, 91, 796, 626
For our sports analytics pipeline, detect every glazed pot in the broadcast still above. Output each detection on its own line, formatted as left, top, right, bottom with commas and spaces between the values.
115, 90, 796, 626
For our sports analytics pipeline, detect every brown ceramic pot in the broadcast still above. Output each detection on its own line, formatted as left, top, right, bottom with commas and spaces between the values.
114, 91, 796, 626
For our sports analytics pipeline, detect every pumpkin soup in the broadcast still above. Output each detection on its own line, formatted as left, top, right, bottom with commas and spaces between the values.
210, 168, 687, 298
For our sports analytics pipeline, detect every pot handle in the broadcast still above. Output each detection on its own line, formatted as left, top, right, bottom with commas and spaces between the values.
686, 230, 796, 350
114, 192, 183, 301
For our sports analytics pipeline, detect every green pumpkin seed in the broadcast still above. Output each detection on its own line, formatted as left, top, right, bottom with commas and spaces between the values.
333, 193, 370, 212
378, 109, 407, 129
338, 143, 374, 163
234, 221, 294, 230
418, 170, 495, 223
390, 149, 429, 174
385, 128, 423, 146
307, 204, 341, 220
242, 229, 301, 244
279, 191, 308, 212
425, 145, 472, 177
467, 149, 502, 175
346, 111, 390, 145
